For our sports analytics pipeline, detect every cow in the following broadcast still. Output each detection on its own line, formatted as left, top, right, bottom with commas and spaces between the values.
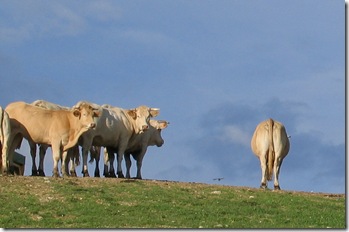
102, 120, 169, 179
30, 100, 73, 176
0, 106, 11, 175
250, 118, 290, 190
73, 101, 160, 177
4, 101, 100, 177
30, 100, 82, 177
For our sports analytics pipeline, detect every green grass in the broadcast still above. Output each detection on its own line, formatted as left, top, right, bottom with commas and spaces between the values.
0, 176, 345, 228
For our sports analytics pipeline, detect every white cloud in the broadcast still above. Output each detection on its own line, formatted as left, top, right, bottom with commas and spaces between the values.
220, 125, 251, 147
0, 1, 86, 42
83, 1, 122, 22
0, 0, 123, 43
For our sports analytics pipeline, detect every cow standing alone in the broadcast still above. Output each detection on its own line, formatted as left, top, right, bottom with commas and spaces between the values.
251, 118, 290, 190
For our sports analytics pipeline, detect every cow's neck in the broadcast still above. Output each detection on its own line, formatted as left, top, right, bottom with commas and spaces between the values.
62, 117, 89, 151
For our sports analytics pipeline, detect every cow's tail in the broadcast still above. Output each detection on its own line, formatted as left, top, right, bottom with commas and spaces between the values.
0, 107, 10, 151
0, 107, 4, 169
0, 107, 12, 170
267, 118, 275, 181
0, 107, 4, 148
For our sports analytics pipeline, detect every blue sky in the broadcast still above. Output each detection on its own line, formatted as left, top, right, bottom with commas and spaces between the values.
0, 0, 345, 194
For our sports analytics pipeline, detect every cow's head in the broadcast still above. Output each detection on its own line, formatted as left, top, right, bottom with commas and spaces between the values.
127, 106, 160, 134
149, 120, 169, 147
72, 103, 101, 129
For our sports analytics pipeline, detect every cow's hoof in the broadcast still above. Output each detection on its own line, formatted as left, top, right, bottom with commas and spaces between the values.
117, 172, 124, 178
260, 183, 267, 189
52, 172, 60, 178
109, 171, 117, 178
70, 171, 77, 177
274, 185, 281, 190
94, 172, 100, 178
31, 170, 38, 176
103, 172, 110, 178
81, 170, 89, 177
38, 170, 45, 176
62, 173, 70, 178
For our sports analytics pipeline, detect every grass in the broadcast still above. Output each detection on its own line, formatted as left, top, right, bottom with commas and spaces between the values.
0, 176, 345, 228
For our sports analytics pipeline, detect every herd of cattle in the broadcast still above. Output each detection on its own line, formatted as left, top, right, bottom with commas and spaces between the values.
0, 100, 168, 180
0, 100, 290, 190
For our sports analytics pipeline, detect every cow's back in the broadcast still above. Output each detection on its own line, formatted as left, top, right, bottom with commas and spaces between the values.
83, 107, 132, 147
251, 119, 289, 157
5, 102, 67, 144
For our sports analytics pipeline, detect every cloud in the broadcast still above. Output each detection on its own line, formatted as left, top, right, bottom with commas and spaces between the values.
220, 125, 251, 147
0, 0, 123, 43
84, 1, 122, 22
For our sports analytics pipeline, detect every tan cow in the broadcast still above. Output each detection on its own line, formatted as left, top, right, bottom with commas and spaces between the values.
30, 100, 80, 176
73, 102, 159, 177
0, 106, 11, 175
4, 101, 100, 177
251, 118, 290, 190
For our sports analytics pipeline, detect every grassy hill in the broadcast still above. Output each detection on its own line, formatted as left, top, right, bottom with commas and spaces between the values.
0, 176, 345, 229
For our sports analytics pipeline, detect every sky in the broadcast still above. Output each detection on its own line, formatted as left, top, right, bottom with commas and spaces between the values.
0, 0, 345, 194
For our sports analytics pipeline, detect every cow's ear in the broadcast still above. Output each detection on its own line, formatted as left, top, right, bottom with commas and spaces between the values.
93, 110, 101, 117
149, 108, 160, 117
127, 109, 137, 119
73, 110, 81, 117
159, 121, 169, 129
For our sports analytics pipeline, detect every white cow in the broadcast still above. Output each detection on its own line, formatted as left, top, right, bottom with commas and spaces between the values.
0, 106, 11, 175
4, 101, 100, 177
102, 120, 169, 179
74, 101, 159, 177
251, 118, 290, 190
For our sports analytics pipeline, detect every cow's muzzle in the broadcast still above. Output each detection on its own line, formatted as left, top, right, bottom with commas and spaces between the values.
88, 123, 96, 129
156, 140, 164, 147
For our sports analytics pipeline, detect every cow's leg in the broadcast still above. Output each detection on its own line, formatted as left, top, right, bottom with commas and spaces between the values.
135, 150, 146, 180
69, 158, 77, 177
116, 144, 127, 178
64, 154, 71, 177
66, 147, 77, 177
1, 141, 9, 176
71, 146, 80, 177
81, 146, 90, 177
51, 144, 61, 178
103, 149, 109, 177
1, 122, 11, 176
61, 150, 69, 177
38, 144, 48, 176
29, 142, 38, 176
92, 146, 101, 177
273, 156, 284, 190
259, 153, 268, 189
125, 153, 132, 179
106, 147, 117, 178
3, 133, 21, 176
